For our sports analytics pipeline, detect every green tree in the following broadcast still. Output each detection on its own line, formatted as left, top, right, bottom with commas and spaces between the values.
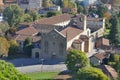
0, 60, 30, 80
65, 50, 90, 72
46, 11, 61, 17
0, 22, 9, 33
109, 15, 120, 46
0, 37, 10, 57
42, 0, 51, 7
77, 5, 84, 13
55, 0, 63, 7
97, 5, 108, 18
23, 37, 33, 56
109, 54, 120, 62
9, 40, 19, 54
23, 14, 33, 22
77, 67, 110, 80
3, 4, 24, 27
28, 11, 40, 21
63, 0, 69, 8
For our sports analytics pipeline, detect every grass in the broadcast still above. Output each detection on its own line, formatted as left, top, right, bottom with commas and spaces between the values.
26, 72, 59, 80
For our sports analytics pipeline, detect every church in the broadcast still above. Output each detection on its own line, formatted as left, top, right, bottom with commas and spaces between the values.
31, 14, 105, 60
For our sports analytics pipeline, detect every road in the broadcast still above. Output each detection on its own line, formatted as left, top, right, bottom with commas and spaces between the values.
16, 64, 67, 73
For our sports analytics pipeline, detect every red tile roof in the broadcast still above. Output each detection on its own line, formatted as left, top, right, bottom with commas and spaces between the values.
60, 26, 83, 41
16, 26, 38, 36
15, 35, 41, 42
38, 14, 71, 25
97, 65, 118, 80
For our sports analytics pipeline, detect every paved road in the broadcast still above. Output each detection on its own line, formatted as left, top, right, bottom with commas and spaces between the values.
17, 64, 67, 73
4, 58, 67, 73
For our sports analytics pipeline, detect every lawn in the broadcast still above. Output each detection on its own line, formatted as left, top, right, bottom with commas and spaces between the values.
26, 72, 59, 80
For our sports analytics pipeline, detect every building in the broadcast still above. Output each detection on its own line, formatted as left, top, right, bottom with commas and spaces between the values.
90, 52, 110, 65
83, 0, 97, 6
17, 0, 42, 10
31, 14, 105, 60
97, 65, 118, 80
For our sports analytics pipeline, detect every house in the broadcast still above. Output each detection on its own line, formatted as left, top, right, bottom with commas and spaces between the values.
90, 52, 110, 65
95, 37, 110, 50
49, 6, 61, 11
17, 0, 42, 10
4, 0, 17, 4
97, 65, 118, 80
32, 14, 105, 60
14, 26, 40, 52
83, 0, 98, 6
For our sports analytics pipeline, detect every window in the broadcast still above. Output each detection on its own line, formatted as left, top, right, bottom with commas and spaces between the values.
44, 41, 48, 53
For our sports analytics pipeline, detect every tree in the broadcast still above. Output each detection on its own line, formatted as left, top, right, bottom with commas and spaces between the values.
65, 50, 90, 72
0, 22, 9, 33
46, 11, 61, 17
23, 37, 33, 56
109, 15, 120, 46
77, 67, 110, 80
77, 5, 84, 13
9, 40, 19, 54
3, 4, 24, 27
54, 0, 63, 7
97, 5, 108, 18
0, 37, 10, 57
63, 0, 69, 8
23, 14, 33, 22
42, 0, 51, 7
0, 60, 30, 80
28, 11, 40, 21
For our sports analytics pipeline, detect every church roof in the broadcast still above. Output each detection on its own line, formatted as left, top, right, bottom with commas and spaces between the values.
38, 14, 71, 25
16, 26, 38, 36
60, 26, 83, 41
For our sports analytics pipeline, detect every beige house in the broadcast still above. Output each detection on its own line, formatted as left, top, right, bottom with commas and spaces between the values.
32, 14, 105, 60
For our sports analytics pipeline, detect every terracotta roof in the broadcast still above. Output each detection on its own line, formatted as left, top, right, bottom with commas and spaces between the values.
97, 37, 110, 46
101, 38, 110, 46
16, 26, 38, 36
15, 35, 41, 42
60, 26, 83, 41
97, 65, 118, 80
94, 53, 109, 60
104, 65, 118, 79
38, 14, 71, 25
5, 0, 17, 3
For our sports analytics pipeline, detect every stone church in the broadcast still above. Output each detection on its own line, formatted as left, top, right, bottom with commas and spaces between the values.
32, 14, 105, 60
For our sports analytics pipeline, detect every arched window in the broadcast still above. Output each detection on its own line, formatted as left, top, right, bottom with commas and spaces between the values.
44, 41, 48, 53
59, 43, 64, 55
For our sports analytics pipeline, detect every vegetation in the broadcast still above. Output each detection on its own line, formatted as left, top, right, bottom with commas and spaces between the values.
26, 72, 59, 80
0, 22, 9, 33
46, 11, 61, 17
42, 0, 51, 7
0, 60, 30, 80
23, 37, 33, 56
109, 14, 120, 46
77, 67, 110, 80
0, 37, 10, 56
3, 4, 24, 27
108, 54, 120, 79
9, 40, 19, 55
65, 50, 90, 72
